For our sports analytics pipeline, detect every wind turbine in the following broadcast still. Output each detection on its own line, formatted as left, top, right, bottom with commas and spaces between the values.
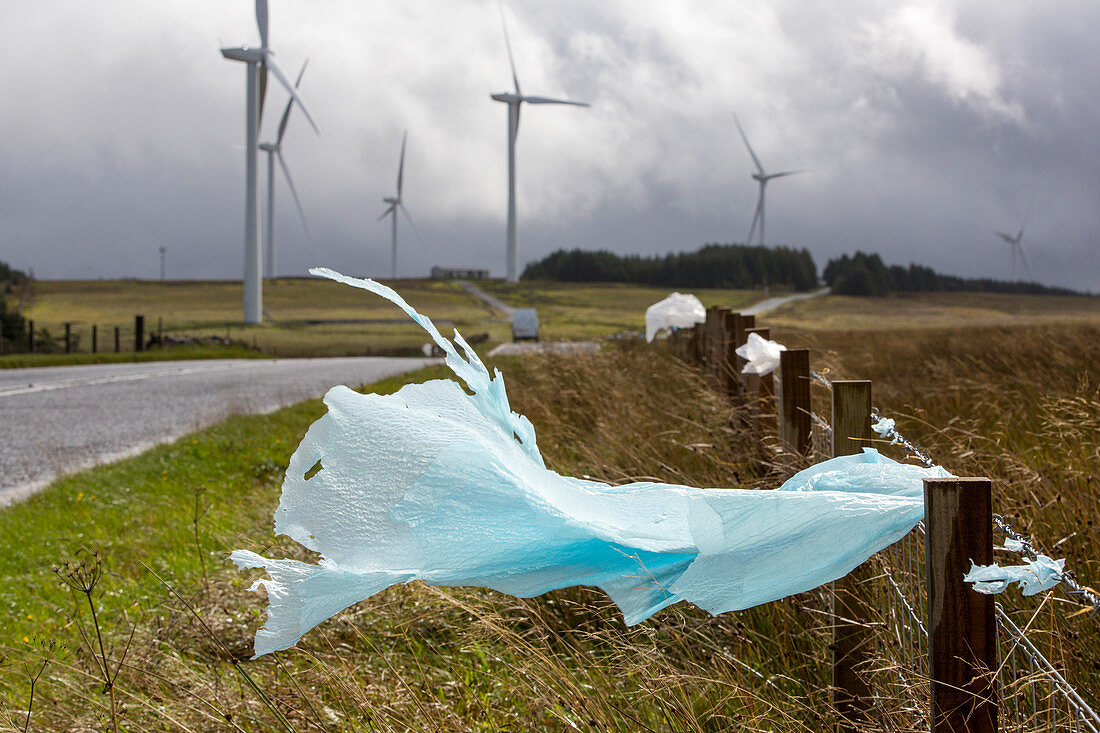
221, 0, 319, 324
994, 221, 1032, 281
491, 4, 589, 283
733, 113, 802, 248
378, 131, 419, 280
259, 60, 313, 280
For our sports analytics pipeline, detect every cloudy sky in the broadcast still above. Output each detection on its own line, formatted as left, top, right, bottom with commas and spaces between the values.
1, 1, 1097, 290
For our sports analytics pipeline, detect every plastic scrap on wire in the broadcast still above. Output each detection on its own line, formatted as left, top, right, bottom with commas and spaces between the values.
232, 268, 955, 658
964, 540, 1065, 596
644, 292, 706, 343
872, 417, 897, 440
734, 332, 786, 376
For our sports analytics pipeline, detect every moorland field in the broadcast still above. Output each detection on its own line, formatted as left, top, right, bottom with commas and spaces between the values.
1, 279, 1098, 731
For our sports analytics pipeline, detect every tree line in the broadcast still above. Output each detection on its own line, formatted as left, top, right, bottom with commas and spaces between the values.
0, 261, 28, 351
823, 251, 1083, 297
522, 244, 820, 291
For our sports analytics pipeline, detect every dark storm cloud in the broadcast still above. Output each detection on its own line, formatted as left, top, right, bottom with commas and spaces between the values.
0, 0, 1096, 291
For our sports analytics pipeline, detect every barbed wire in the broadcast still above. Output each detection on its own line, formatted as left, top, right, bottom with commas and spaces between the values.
805, 368, 1100, 618
869, 408, 936, 469
808, 410, 832, 435
809, 369, 832, 390
992, 514, 1100, 617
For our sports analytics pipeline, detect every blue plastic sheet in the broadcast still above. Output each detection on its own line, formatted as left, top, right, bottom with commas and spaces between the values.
232, 269, 952, 657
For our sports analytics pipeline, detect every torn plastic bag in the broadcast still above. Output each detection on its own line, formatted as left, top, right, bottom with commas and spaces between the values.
233, 269, 949, 657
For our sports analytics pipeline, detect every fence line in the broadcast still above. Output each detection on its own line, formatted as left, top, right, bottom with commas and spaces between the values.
678, 304, 1098, 731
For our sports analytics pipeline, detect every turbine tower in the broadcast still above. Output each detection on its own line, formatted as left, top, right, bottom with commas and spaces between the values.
491, 4, 589, 283
259, 60, 314, 280
221, 0, 319, 323
378, 131, 418, 280
733, 113, 802, 248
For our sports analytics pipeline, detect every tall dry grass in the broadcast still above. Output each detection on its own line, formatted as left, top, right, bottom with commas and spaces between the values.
2, 325, 1098, 731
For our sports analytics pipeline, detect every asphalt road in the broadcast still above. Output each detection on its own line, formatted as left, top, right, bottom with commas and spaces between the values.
0, 356, 435, 507
742, 287, 831, 316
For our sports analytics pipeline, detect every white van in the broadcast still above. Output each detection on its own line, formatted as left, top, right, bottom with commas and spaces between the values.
511, 308, 540, 341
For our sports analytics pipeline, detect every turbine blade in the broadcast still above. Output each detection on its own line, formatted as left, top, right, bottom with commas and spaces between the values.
733, 112, 765, 176
498, 0, 521, 96
378, 204, 396, 222
522, 96, 590, 107
266, 55, 320, 135
994, 232, 1014, 244
511, 102, 521, 146
276, 59, 308, 144
1017, 243, 1032, 276
767, 169, 804, 179
397, 130, 407, 198
276, 151, 311, 240
275, 150, 310, 241
399, 203, 424, 246
256, 0, 269, 48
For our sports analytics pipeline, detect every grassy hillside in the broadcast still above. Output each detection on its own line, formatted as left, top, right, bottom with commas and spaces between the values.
13, 278, 765, 359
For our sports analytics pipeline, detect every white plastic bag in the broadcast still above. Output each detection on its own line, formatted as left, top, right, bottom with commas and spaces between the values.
645, 293, 706, 342
734, 332, 787, 376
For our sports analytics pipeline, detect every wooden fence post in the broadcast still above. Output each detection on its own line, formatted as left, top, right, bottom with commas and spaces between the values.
722, 311, 739, 397
28, 320, 35, 353
724, 312, 744, 398
831, 380, 873, 730
704, 306, 729, 384
114, 326, 120, 353
91, 325, 97, 354
134, 315, 144, 353
925, 477, 997, 733
692, 323, 704, 366
64, 322, 72, 354
778, 349, 811, 454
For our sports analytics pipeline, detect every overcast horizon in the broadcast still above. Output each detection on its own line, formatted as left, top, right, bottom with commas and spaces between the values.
2, 1, 1098, 291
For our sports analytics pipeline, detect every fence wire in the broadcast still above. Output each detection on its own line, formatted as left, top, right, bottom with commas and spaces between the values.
868, 408, 1100, 728
803, 369, 1100, 726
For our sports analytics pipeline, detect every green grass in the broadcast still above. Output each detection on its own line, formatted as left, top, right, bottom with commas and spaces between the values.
0, 363, 452, 632
0, 349, 824, 732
